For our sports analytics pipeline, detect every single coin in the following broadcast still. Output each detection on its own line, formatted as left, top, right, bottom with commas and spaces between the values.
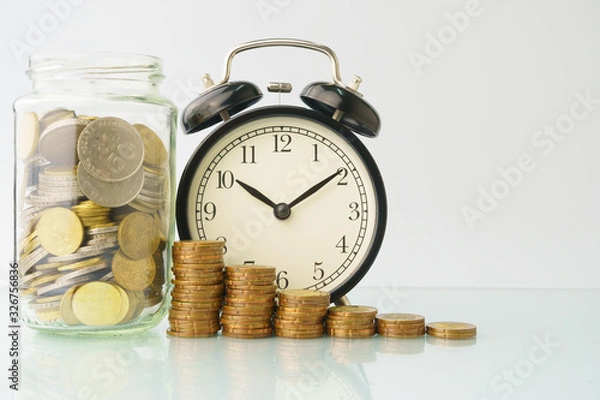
426, 322, 477, 339
111, 285, 131, 325
77, 117, 144, 182
39, 118, 89, 164
17, 111, 40, 160
166, 329, 218, 338
60, 285, 81, 325
56, 262, 109, 284
274, 331, 323, 339
70, 281, 123, 326
37, 207, 84, 256
39, 108, 75, 131
133, 124, 168, 168
78, 162, 144, 208
376, 313, 425, 324
118, 212, 159, 260
327, 305, 378, 318
121, 290, 145, 323
111, 250, 156, 291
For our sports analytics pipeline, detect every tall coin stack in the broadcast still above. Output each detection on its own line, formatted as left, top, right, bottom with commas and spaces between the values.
325, 305, 378, 338
168, 240, 225, 338
221, 265, 277, 339
274, 290, 330, 339
375, 313, 425, 338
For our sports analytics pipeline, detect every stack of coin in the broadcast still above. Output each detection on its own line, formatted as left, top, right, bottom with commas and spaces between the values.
37, 165, 82, 201
71, 200, 111, 230
168, 240, 225, 338
375, 313, 426, 338
274, 290, 330, 339
425, 322, 477, 339
325, 305, 378, 338
221, 265, 277, 339
16, 108, 170, 329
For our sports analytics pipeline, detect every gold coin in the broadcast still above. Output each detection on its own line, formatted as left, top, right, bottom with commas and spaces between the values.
118, 212, 159, 260
111, 285, 131, 325
121, 290, 145, 323
167, 328, 218, 338
225, 265, 275, 273
37, 207, 84, 256
17, 111, 40, 160
274, 331, 323, 339
57, 256, 105, 272
279, 289, 329, 300
133, 124, 168, 168
376, 313, 425, 324
426, 321, 477, 339
377, 327, 425, 338
221, 304, 274, 316
327, 305, 378, 318
70, 282, 123, 326
59, 285, 81, 325
326, 326, 376, 338
325, 320, 376, 330
111, 250, 156, 291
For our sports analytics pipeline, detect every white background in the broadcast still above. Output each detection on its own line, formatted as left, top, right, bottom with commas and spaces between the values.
1, 0, 599, 290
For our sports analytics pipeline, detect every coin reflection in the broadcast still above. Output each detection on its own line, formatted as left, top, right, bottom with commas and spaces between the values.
21, 330, 167, 400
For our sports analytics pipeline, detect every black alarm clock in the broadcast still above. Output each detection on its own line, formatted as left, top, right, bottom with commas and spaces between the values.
176, 38, 386, 303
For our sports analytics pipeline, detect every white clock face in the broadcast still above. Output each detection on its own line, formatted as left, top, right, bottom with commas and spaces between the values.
179, 109, 384, 299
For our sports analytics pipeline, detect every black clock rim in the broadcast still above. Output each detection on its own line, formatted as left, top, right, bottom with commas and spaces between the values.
176, 105, 387, 303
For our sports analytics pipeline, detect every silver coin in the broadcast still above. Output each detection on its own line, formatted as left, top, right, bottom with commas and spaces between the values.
87, 224, 119, 235
35, 274, 90, 296
47, 246, 113, 263
56, 262, 109, 283
21, 269, 46, 284
38, 118, 89, 164
28, 300, 62, 310
19, 247, 49, 275
77, 162, 144, 208
77, 117, 144, 182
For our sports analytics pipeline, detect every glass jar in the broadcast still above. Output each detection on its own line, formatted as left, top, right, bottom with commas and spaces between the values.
13, 52, 176, 335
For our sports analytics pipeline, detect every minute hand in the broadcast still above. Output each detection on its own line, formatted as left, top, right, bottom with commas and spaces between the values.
288, 168, 343, 209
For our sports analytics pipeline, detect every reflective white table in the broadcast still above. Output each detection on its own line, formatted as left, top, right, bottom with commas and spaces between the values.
10, 288, 600, 399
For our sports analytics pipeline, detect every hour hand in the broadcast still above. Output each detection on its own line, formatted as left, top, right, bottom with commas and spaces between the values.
235, 179, 277, 209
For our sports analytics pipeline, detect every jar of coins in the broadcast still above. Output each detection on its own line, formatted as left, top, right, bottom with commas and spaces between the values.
13, 52, 176, 334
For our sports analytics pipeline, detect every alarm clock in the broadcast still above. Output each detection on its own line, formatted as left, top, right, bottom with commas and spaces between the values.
176, 38, 387, 303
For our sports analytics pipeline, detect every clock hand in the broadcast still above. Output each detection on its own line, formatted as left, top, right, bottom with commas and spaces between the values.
235, 179, 277, 209
288, 168, 343, 209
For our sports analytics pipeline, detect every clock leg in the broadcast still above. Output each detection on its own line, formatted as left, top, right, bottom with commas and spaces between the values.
334, 295, 351, 306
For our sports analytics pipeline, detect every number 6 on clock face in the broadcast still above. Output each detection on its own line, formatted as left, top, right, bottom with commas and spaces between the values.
177, 106, 387, 302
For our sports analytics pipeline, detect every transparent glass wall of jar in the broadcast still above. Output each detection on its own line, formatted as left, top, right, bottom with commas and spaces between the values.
13, 52, 176, 335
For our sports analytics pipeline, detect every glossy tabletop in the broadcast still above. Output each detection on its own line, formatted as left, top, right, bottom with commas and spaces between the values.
7, 288, 600, 399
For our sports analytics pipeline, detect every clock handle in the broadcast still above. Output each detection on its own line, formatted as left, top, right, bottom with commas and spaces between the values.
334, 295, 351, 306
217, 38, 345, 87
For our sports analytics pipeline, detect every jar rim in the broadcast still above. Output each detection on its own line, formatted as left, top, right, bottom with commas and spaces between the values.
27, 51, 164, 83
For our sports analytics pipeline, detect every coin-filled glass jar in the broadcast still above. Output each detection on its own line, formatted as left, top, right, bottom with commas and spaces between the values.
13, 52, 176, 335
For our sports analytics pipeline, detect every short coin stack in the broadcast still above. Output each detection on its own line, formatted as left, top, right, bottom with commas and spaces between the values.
425, 321, 477, 339
375, 313, 426, 338
221, 265, 277, 339
168, 240, 225, 338
325, 305, 378, 338
274, 290, 330, 339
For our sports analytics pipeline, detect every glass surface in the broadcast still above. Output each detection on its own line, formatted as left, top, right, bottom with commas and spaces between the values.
9, 287, 600, 399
